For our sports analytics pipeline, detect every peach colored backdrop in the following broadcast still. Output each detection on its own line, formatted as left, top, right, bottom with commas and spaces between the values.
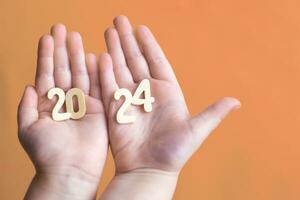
1, 0, 300, 199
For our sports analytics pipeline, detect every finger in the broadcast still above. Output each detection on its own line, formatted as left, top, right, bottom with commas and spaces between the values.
113, 15, 150, 82
51, 24, 71, 91
104, 27, 134, 86
98, 53, 118, 112
86, 53, 101, 99
17, 86, 38, 133
67, 32, 90, 94
35, 34, 55, 97
189, 97, 241, 145
136, 25, 177, 83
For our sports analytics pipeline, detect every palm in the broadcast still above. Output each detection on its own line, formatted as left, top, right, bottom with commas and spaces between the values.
24, 96, 105, 176
108, 79, 191, 172
18, 24, 108, 179
99, 16, 240, 174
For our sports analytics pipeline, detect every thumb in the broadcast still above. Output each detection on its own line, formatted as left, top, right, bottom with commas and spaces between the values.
17, 85, 38, 133
189, 97, 241, 146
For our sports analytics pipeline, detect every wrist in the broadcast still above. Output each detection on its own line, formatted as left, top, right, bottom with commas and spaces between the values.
115, 168, 179, 180
25, 166, 100, 200
101, 168, 179, 200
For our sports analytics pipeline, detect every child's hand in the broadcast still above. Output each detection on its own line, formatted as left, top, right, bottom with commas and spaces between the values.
18, 24, 107, 199
99, 16, 240, 199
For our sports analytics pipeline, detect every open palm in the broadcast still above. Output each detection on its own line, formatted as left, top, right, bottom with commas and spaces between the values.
18, 24, 108, 181
99, 16, 240, 174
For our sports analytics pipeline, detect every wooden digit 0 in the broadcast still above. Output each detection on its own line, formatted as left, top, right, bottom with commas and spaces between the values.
65, 88, 86, 120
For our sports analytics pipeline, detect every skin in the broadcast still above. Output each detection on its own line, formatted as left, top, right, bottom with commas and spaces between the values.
99, 16, 241, 200
17, 25, 107, 200
18, 16, 241, 200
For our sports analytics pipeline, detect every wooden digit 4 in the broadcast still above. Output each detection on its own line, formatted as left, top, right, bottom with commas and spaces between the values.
114, 79, 155, 124
132, 79, 155, 112
47, 88, 86, 121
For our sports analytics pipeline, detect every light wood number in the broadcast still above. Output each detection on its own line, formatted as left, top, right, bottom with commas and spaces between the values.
114, 79, 155, 124
47, 88, 86, 121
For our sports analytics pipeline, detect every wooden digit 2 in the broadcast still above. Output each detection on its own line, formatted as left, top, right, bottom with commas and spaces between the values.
114, 79, 155, 124
47, 88, 86, 121
47, 88, 71, 121
114, 88, 136, 124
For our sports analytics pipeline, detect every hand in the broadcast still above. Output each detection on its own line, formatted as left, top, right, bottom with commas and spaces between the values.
17, 24, 107, 199
99, 16, 241, 199
100, 15, 240, 174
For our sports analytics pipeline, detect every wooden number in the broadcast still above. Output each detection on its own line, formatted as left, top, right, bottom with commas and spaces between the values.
114, 79, 155, 124
132, 79, 155, 112
47, 88, 71, 121
114, 88, 136, 124
66, 88, 86, 120
47, 88, 86, 121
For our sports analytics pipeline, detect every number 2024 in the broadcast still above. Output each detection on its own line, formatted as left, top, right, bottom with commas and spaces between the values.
48, 79, 154, 123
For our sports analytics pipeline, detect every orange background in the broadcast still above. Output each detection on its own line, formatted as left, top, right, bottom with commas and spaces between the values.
1, 0, 300, 199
